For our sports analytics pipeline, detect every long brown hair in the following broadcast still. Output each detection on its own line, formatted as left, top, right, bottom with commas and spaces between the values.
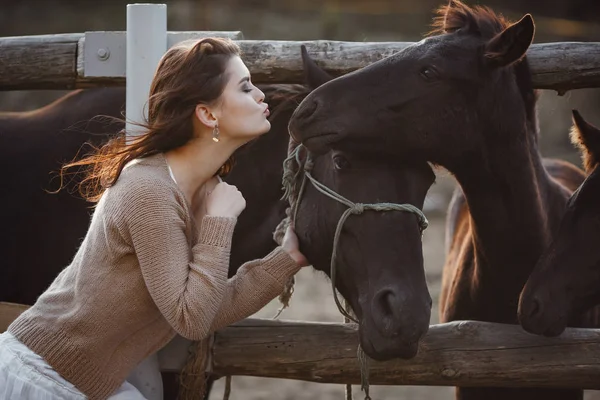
61, 37, 240, 202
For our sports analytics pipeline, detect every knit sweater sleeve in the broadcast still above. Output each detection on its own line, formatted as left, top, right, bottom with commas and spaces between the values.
209, 246, 301, 332
116, 179, 237, 341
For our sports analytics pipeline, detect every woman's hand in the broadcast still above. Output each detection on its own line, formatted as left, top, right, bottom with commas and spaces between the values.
206, 182, 246, 218
281, 225, 309, 267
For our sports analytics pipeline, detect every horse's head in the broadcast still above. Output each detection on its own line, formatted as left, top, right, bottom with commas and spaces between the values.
288, 0, 536, 167
519, 111, 600, 336
288, 47, 435, 361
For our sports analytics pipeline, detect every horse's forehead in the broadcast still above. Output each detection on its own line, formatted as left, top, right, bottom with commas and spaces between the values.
390, 35, 451, 63
401, 34, 479, 61
396, 37, 434, 58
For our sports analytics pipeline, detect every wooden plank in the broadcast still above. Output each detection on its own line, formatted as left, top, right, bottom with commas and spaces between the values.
0, 32, 243, 90
527, 41, 600, 94
243, 41, 600, 94
1, 36, 600, 91
0, 302, 28, 332
4, 301, 600, 389
0, 34, 80, 90
210, 318, 600, 388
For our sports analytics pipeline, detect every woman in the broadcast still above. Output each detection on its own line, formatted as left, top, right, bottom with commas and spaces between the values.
0, 37, 308, 399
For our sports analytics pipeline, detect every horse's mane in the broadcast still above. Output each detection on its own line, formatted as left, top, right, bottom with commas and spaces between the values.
281, 138, 302, 201
428, 0, 510, 39
428, 0, 539, 138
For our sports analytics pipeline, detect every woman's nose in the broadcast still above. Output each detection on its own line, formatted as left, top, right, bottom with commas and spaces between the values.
256, 88, 265, 103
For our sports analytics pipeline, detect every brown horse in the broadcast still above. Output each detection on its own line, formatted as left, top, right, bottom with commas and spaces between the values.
519, 110, 600, 336
288, 1, 595, 399
1, 48, 435, 396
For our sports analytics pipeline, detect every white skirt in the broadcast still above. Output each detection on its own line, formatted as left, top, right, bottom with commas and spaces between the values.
0, 331, 147, 399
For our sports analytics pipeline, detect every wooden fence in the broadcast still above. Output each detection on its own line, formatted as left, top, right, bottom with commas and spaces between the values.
0, 34, 600, 93
2, 302, 600, 389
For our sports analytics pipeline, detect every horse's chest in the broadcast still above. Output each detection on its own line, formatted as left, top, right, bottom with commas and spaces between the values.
441, 237, 524, 324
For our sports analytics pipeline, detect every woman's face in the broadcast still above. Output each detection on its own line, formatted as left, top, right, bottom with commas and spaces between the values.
213, 56, 270, 142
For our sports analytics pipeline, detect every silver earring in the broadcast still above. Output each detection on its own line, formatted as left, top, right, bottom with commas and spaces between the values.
212, 125, 220, 142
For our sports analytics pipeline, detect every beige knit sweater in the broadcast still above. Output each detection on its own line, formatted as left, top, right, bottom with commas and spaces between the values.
8, 153, 300, 400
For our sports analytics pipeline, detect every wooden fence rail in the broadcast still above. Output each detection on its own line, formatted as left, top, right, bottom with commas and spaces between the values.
0, 34, 599, 92
209, 318, 600, 389
3, 302, 600, 389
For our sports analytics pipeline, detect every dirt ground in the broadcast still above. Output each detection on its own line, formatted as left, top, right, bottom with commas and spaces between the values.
208, 172, 600, 400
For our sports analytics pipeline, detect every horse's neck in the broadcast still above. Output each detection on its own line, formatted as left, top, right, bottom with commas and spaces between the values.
454, 126, 568, 282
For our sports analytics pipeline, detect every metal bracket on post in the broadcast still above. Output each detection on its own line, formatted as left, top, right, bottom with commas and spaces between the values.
82, 32, 126, 78
81, 30, 244, 78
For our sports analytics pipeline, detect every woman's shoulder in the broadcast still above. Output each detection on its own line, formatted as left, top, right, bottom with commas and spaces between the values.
106, 153, 183, 206
121, 153, 169, 179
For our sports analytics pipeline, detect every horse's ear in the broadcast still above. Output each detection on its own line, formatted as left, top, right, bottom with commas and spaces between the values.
571, 110, 600, 173
484, 14, 534, 68
301, 45, 333, 90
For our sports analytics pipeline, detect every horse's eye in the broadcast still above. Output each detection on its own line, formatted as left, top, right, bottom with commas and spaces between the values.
420, 67, 438, 82
333, 155, 351, 170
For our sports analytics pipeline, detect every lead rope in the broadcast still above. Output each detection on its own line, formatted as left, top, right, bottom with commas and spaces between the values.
344, 299, 353, 400
282, 145, 428, 400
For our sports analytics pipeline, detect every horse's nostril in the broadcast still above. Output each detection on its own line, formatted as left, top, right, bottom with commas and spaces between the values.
375, 289, 396, 318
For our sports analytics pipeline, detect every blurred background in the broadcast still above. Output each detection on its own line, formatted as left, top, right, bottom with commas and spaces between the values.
2, 0, 600, 398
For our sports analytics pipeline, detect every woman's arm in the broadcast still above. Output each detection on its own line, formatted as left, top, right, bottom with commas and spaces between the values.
117, 178, 237, 341
208, 246, 301, 332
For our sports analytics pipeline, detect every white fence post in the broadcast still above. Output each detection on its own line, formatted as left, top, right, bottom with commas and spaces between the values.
125, 6, 168, 399
126, 3, 167, 138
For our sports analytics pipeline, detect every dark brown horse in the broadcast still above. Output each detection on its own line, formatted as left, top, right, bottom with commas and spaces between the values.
0, 88, 127, 305
519, 111, 600, 336
288, 1, 595, 399
1, 48, 435, 396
